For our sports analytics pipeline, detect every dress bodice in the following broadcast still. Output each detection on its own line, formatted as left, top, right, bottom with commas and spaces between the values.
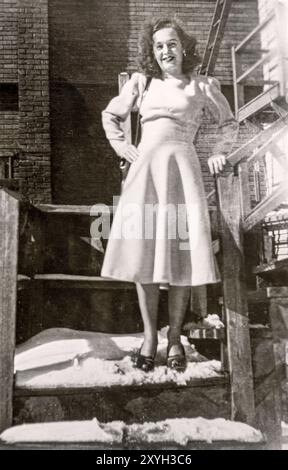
139, 76, 209, 142
102, 72, 238, 157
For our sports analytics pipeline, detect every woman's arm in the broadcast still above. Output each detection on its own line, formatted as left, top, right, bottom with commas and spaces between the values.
102, 72, 143, 162
203, 77, 239, 174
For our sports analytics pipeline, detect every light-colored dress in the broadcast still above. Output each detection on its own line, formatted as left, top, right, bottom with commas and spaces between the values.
101, 72, 238, 286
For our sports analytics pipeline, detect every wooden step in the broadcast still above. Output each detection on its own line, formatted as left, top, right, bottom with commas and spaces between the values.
27, 273, 135, 290
13, 374, 229, 425
228, 111, 288, 166
243, 181, 288, 232
11, 326, 280, 447
237, 83, 280, 122
0, 417, 265, 450
183, 322, 225, 340
36, 204, 111, 215
253, 257, 288, 283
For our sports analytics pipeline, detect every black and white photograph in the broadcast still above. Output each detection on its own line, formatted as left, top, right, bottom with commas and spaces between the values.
0, 0, 288, 452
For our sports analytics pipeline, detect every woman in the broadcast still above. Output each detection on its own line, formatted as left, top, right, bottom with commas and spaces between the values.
101, 17, 238, 372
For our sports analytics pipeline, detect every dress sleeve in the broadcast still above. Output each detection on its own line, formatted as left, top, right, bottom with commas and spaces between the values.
203, 77, 239, 156
102, 72, 142, 157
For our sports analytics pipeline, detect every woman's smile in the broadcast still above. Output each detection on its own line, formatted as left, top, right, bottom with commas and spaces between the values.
153, 27, 183, 76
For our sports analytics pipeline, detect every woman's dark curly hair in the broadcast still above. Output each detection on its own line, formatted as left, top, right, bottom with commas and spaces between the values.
137, 17, 201, 78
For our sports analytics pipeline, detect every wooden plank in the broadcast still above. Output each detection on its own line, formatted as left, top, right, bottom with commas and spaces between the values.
33, 274, 135, 290
237, 83, 280, 122
216, 172, 255, 424
267, 286, 288, 298
0, 188, 20, 432
236, 53, 272, 84
228, 108, 288, 166
17, 275, 31, 291
268, 143, 288, 171
254, 369, 282, 449
243, 182, 288, 232
254, 258, 288, 276
0, 440, 266, 451
275, 1, 288, 97
185, 327, 225, 340
14, 375, 229, 397
246, 128, 288, 166
37, 204, 113, 215
238, 162, 251, 218
13, 381, 230, 426
235, 11, 275, 53
247, 289, 268, 304
232, 46, 244, 118
0, 161, 5, 179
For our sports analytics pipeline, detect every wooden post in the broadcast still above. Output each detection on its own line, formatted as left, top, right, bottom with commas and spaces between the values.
238, 162, 251, 219
216, 171, 255, 424
231, 46, 245, 119
0, 159, 6, 179
0, 188, 20, 432
267, 286, 288, 369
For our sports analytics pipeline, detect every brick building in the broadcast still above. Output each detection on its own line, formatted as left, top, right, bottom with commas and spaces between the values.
0, 0, 262, 205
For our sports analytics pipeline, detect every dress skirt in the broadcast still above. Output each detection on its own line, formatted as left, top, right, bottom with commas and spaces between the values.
101, 117, 220, 286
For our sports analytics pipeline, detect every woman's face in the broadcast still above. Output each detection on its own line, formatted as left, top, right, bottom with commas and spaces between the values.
152, 27, 183, 76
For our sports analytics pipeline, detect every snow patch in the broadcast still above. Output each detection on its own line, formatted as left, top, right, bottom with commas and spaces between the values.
183, 314, 224, 330
0, 418, 124, 444
15, 327, 222, 389
0, 418, 263, 445
127, 417, 264, 445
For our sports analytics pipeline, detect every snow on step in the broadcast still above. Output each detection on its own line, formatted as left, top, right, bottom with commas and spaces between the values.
0, 418, 263, 446
0, 419, 123, 445
15, 327, 222, 390
127, 418, 264, 446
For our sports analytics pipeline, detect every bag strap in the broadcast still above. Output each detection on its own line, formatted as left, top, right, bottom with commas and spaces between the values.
134, 75, 152, 147
119, 75, 152, 188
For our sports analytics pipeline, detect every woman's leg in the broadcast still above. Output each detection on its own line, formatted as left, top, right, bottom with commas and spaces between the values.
136, 283, 160, 357
168, 285, 190, 355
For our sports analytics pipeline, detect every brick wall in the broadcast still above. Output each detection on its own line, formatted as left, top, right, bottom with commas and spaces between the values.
49, 0, 260, 205
17, 0, 51, 203
0, 1, 18, 178
49, 0, 260, 85
0, 0, 18, 82
0, 0, 51, 203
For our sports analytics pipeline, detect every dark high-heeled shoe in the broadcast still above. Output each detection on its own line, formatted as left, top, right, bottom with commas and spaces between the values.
167, 342, 187, 372
133, 345, 155, 372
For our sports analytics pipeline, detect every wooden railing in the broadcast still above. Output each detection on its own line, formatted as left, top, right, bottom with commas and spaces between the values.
232, 3, 288, 122
0, 189, 21, 433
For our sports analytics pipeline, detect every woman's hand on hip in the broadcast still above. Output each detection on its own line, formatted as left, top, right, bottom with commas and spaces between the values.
119, 143, 140, 163
208, 154, 227, 175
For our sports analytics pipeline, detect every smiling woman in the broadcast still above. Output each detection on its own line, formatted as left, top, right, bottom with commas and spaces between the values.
152, 28, 184, 78
101, 16, 239, 373
138, 17, 201, 79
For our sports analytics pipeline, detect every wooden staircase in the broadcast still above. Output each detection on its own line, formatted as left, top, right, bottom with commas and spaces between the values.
0, 177, 283, 449
1, 1, 287, 450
